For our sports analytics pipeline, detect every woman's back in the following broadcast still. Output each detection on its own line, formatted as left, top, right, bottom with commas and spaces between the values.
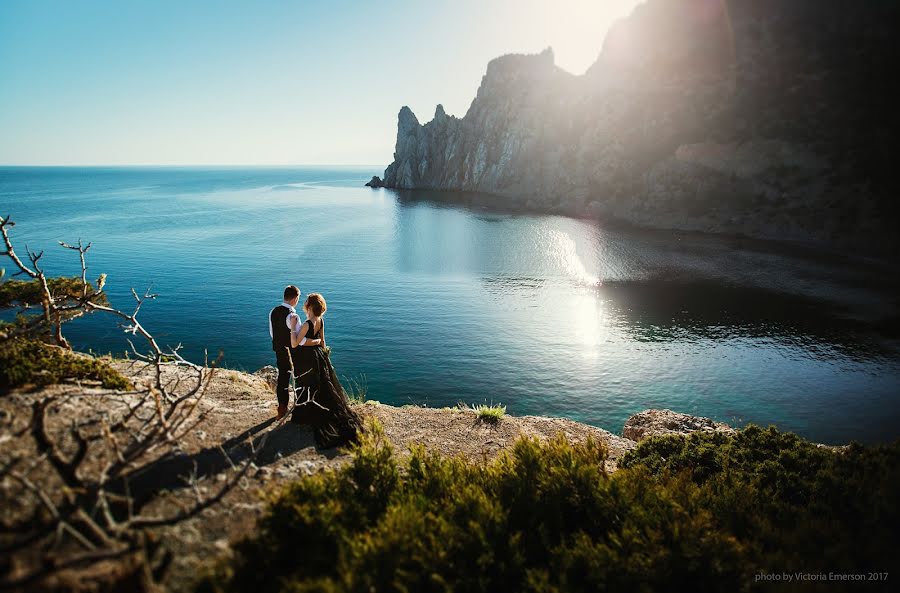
302, 318, 322, 340
291, 318, 320, 383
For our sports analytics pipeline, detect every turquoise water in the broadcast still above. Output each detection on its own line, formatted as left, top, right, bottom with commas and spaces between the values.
3, 166, 899, 444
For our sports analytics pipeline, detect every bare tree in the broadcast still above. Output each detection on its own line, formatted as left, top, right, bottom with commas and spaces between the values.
0, 215, 281, 590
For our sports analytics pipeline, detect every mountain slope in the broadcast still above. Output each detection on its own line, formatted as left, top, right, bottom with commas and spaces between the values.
380, 0, 899, 251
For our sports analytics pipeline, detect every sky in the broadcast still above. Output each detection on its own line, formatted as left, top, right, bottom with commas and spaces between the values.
0, 0, 642, 166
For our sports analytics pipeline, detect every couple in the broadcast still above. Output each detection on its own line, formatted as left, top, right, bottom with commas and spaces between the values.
269, 285, 361, 448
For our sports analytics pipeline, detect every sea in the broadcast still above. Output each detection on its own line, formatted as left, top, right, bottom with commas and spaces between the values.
2, 166, 899, 444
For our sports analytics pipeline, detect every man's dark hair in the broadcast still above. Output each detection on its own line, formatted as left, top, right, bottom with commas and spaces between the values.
284, 285, 300, 301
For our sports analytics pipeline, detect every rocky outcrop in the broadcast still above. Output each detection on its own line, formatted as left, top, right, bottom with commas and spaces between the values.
379, 0, 899, 251
364, 176, 384, 188
622, 409, 736, 441
253, 365, 278, 389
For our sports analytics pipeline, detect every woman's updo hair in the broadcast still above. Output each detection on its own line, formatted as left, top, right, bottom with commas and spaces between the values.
304, 293, 327, 317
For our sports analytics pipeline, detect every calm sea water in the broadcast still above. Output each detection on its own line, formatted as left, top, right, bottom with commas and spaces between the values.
2, 166, 899, 444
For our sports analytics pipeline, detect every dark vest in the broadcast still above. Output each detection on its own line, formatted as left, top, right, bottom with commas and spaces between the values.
270, 305, 292, 351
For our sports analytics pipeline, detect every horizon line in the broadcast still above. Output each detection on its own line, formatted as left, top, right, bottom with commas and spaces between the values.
0, 163, 386, 168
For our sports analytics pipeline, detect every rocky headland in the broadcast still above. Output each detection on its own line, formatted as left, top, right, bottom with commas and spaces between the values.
1, 359, 740, 592
373, 0, 898, 253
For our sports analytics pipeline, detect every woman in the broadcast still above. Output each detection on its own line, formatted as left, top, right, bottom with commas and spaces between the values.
288, 293, 362, 448
289, 292, 326, 393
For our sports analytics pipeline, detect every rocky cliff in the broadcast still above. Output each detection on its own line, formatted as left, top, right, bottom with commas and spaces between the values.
378, 0, 899, 251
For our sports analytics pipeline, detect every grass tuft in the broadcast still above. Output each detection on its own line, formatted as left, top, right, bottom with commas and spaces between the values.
470, 401, 506, 423
342, 373, 368, 404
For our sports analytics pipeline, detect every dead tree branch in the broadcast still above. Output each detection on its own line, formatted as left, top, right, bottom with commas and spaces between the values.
0, 215, 275, 590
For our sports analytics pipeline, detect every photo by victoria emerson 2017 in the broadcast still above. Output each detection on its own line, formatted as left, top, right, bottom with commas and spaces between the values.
1, 1, 898, 591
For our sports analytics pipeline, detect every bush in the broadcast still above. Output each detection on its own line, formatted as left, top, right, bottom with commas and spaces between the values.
202, 420, 751, 593
0, 338, 132, 394
0, 276, 108, 310
201, 422, 900, 593
620, 426, 900, 581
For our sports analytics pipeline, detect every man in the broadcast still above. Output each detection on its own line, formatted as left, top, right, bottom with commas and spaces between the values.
269, 285, 301, 419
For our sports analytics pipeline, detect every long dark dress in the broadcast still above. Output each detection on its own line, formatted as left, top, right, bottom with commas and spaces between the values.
289, 319, 363, 448
291, 319, 322, 388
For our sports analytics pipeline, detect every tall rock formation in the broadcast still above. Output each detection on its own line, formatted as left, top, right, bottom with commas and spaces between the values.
380, 0, 899, 250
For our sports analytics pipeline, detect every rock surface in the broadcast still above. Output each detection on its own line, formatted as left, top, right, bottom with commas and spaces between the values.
364, 175, 384, 188
253, 364, 278, 389
380, 0, 899, 252
622, 408, 736, 441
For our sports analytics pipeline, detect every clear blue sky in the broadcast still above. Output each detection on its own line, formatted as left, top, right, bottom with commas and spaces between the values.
0, 0, 640, 166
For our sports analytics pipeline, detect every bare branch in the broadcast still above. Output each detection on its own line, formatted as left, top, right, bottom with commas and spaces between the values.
0, 215, 38, 278
59, 238, 92, 299
1, 215, 277, 589
85, 300, 164, 357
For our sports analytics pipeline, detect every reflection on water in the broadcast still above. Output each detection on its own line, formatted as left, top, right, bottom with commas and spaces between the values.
391, 189, 900, 444
3, 167, 899, 445
596, 279, 894, 360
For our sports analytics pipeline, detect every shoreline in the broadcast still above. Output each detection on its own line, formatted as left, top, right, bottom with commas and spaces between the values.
375, 185, 900, 264
371, 184, 900, 332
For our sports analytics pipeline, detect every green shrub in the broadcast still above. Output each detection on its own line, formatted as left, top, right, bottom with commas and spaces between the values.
0, 338, 132, 394
202, 420, 752, 593
620, 426, 900, 580
0, 276, 107, 309
201, 423, 899, 593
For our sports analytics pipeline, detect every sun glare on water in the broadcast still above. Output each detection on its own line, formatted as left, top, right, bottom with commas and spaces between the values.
545, 228, 608, 353
547, 228, 600, 287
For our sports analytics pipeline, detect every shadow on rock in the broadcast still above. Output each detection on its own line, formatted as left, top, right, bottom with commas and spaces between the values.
120, 418, 344, 510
